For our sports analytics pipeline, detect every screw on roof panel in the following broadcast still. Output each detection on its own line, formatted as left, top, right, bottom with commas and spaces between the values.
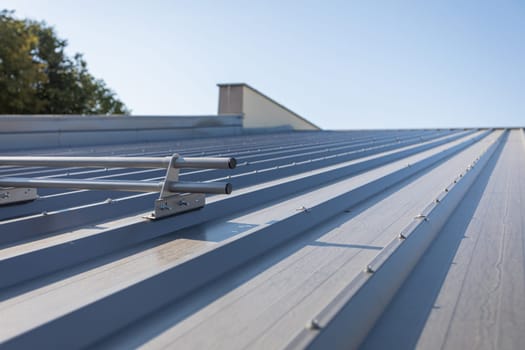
296, 206, 310, 213
306, 319, 322, 330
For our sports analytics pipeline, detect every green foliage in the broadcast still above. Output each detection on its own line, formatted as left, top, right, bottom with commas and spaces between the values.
0, 10, 130, 114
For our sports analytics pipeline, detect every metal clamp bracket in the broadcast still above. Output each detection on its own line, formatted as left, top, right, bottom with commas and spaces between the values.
0, 187, 38, 205
148, 154, 205, 219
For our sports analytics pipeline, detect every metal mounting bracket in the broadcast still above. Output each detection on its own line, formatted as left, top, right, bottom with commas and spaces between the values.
146, 154, 206, 220
147, 193, 206, 219
159, 154, 180, 200
0, 187, 38, 206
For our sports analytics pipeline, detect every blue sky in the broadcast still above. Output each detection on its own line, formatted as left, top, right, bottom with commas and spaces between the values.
4, 0, 524, 129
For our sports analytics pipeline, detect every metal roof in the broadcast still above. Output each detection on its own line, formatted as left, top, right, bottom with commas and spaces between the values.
0, 128, 523, 349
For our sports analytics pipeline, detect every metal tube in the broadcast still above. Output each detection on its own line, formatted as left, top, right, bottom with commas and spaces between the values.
176, 157, 237, 169
168, 181, 233, 194
0, 156, 170, 169
0, 178, 232, 195
0, 178, 163, 193
0, 156, 236, 170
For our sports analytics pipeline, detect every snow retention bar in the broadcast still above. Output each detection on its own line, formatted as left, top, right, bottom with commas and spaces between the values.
0, 154, 236, 218
287, 130, 507, 350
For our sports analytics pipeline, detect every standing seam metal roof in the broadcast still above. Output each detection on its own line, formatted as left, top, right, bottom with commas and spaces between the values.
0, 128, 524, 349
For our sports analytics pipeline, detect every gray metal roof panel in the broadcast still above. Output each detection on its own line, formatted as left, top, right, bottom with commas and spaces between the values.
0, 128, 524, 349
361, 129, 525, 350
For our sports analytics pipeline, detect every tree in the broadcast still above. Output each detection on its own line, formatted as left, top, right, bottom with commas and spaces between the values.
0, 10, 130, 114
